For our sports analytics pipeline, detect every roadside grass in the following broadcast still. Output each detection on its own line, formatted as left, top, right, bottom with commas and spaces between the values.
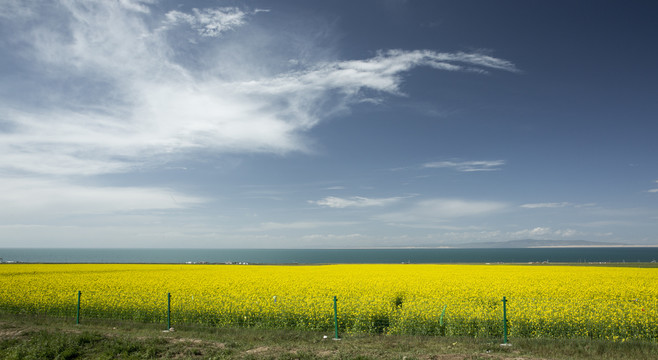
1, 314, 657, 359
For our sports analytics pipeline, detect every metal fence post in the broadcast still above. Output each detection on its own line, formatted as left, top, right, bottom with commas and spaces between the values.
502, 296, 508, 344
439, 304, 447, 327
167, 292, 171, 330
76, 291, 81, 325
333, 296, 340, 340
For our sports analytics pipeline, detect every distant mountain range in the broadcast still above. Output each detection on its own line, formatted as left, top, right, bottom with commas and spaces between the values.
453, 239, 622, 248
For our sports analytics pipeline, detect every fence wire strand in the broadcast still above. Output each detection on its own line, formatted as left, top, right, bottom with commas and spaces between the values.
1, 290, 655, 340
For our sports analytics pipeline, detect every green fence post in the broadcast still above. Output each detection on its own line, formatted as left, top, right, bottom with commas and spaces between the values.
439, 304, 447, 326
333, 296, 340, 340
76, 291, 81, 325
502, 296, 508, 344
167, 292, 171, 330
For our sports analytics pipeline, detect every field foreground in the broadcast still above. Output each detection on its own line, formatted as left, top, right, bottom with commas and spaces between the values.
1, 264, 657, 341
2, 315, 658, 360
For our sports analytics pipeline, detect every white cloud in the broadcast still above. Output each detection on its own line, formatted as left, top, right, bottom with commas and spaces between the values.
301, 233, 365, 240
520, 202, 598, 209
311, 196, 405, 208
0, 177, 204, 218
378, 198, 507, 226
251, 221, 357, 231
509, 227, 582, 239
437, 226, 589, 244
423, 160, 505, 172
520, 202, 572, 209
511, 226, 552, 237
0, 0, 53, 19
0, 1, 517, 229
118, 0, 153, 14
163, 7, 247, 37
242, 50, 517, 97
555, 229, 579, 237
413, 198, 507, 218
0, 2, 517, 179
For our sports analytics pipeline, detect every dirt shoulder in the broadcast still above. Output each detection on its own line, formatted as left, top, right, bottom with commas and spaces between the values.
1, 316, 656, 359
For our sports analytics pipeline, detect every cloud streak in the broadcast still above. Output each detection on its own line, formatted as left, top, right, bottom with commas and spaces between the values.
255, 221, 357, 231
163, 7, 247, 37
0, 1, 517, 178
520, 202, 571, 209
509, 227, 580, 239
377, 198, 507, 227
0, 1, 519, 237
440, 227, 588, 243
311, 196, 405, 208
0, 177, 204, 218
520, 202, 596, 209
423, 160, 506, 172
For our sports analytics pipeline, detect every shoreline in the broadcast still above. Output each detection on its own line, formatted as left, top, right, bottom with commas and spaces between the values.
2, 245, 658, 250
2, 247, 657, 265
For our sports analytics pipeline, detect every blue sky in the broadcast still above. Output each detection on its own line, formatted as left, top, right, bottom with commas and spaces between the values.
1, 0, 657, 248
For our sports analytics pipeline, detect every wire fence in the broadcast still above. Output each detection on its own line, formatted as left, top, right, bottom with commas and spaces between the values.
1, 290, 656, 341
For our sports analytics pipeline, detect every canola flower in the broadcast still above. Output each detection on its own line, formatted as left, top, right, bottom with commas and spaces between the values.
0, 264, 656, 340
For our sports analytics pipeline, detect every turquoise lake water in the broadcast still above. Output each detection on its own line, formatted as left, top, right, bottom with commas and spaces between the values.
1, 247, 656, 264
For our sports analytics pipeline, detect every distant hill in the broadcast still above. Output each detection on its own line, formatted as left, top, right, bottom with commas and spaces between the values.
453, 239, 622, 248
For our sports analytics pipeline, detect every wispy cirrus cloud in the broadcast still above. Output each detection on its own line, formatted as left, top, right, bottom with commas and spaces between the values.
377, 198, 508, 227
440, 227, 588, 243
0, 177, 204, 218
423, 160, 506, 172
520, 202, 596, 209
1, 1, 517, 178
510, 226, 565, 238
245, 49, 517, 95
520, 202, 571, 209
310, 196, 405, 208
247, 221, 357, 231
0, 1, 517, 221
407, 198, 507, 218
163, 7, 248, 37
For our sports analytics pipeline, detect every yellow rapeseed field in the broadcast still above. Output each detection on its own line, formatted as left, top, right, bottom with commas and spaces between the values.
0, 264, 656, 340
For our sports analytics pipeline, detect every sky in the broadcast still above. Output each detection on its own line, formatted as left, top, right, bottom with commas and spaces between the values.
1, 0, 657, 248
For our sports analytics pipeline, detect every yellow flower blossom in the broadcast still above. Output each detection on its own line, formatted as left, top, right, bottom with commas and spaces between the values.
0, 264, 655, 340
